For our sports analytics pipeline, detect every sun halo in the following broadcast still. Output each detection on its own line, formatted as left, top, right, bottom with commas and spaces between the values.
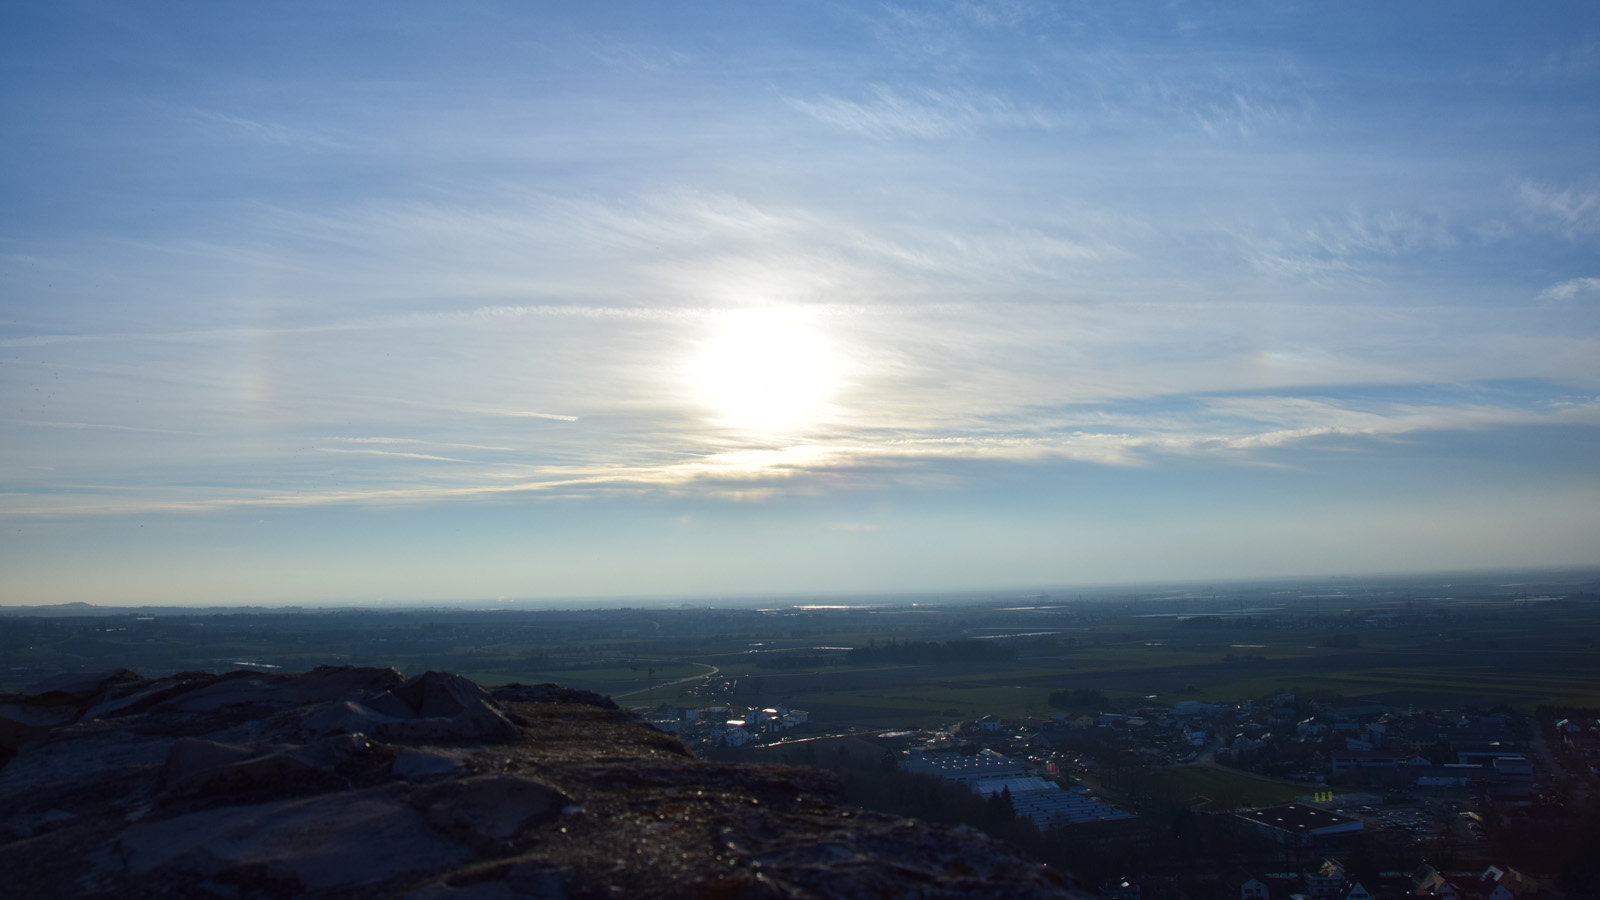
687, 307, 842, 433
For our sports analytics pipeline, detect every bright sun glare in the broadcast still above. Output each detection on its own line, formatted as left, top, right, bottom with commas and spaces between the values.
688, 307, 841, 432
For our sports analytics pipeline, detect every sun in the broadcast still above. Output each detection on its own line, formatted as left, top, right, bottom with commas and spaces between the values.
687, 307, 841, 433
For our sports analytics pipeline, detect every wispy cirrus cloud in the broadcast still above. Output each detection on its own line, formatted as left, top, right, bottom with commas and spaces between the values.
330, 437, 516, 452
10, 419, 207, 436
183, 109, 348, 149
790, 85, 1057, 139
1517, 179, 1600, 238
480, 410, 580, 422
9, 382, 1595, 518
1229, 209, 1458, 285
315, 448, 472, 463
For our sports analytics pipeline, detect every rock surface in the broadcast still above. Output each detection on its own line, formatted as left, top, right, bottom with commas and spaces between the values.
0, 666, 1077, 899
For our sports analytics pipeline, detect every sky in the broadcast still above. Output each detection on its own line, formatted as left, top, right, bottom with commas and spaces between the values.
2, 1, 1599, 606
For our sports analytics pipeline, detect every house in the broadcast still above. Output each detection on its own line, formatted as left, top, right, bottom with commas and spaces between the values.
1456, 744, 1526, 766
1492, 757, 1532, 779
1565, 730, 1600, 758
1413, 766, 1479, 788
721, 720, 751, 748
1474, 865, 1535, 900
1333, 881, 1372, 900
1412, 864, 1461, 899
1329, 750, 1420, 771
1223, 869, 1271, 900
1100, 876, 1141, 899
977, 714, 1005, 733
1365, 723, 1388, 747
1303, 859, 1347, 898
641, 713, 680, 733
1298, 718, 1331, 738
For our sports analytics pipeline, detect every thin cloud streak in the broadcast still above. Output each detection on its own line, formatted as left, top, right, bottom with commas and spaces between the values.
331, 437, 516, 452
8, 389, 1595, 518
483, 411, 580, 422
11, 420, 209, 436
314, 448, 474, 463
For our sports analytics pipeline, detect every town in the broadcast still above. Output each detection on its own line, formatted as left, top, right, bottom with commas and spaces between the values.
631, 674, 1589, 899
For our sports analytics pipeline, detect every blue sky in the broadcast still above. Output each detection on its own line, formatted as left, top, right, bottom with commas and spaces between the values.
2, 1, 1598, 605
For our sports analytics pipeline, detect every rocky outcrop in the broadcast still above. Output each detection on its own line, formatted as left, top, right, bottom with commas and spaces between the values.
0, 666, 1077, 899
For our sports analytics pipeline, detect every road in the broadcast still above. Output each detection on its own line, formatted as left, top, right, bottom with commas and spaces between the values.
612, 662, 720, 700
1530, 719, 1587, 803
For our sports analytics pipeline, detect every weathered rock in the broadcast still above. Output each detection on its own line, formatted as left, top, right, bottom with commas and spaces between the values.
388, 671, 498, 718
393, 748, 467, 780
282, 664, 406, 704
491, 683, 617, 710
366, 689, 423, 719
356, 671, 525, 745
301, 698, 403, 738
0, 702, 76, 755
372, 712, 521, 745
121, 786, 474, 891
0, 666, 1079, 899
1, 668, 145, 759
161, 737, 258, 788
79, 671, 222, 721
413, 774, 570, 852
165, 746, 346, 802
18, 668, 143, 703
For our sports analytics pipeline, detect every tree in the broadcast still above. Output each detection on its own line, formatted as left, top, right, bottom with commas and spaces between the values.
1048, 688, 1107, 710
984, 786, 1017, 830
1345, 834, 1379, 886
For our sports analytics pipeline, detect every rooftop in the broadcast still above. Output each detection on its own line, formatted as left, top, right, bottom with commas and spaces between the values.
1236, 803, 1362, 834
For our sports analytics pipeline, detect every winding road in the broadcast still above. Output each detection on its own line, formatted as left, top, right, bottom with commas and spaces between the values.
612, 662, 721, 700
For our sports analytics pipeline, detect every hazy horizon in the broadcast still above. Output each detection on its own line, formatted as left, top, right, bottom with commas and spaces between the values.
4, 2, 1598, 606
3, 563, 1596, 612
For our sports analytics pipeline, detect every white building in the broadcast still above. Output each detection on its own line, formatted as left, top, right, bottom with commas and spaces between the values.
721, 720, 751, 747
899, 748, 1026, 784
972, 777, 1135, 828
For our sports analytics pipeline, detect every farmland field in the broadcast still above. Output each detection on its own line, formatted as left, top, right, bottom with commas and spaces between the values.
1144, 766, 1305, 809
4, 569, 1598, 727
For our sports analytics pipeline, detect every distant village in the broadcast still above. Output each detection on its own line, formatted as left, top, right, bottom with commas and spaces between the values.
633, 682, 1593, 900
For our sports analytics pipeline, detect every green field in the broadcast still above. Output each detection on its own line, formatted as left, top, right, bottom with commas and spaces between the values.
5, 578, 1598, 725
1144, 766, 1306, 809
669, 622, 1600, 727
